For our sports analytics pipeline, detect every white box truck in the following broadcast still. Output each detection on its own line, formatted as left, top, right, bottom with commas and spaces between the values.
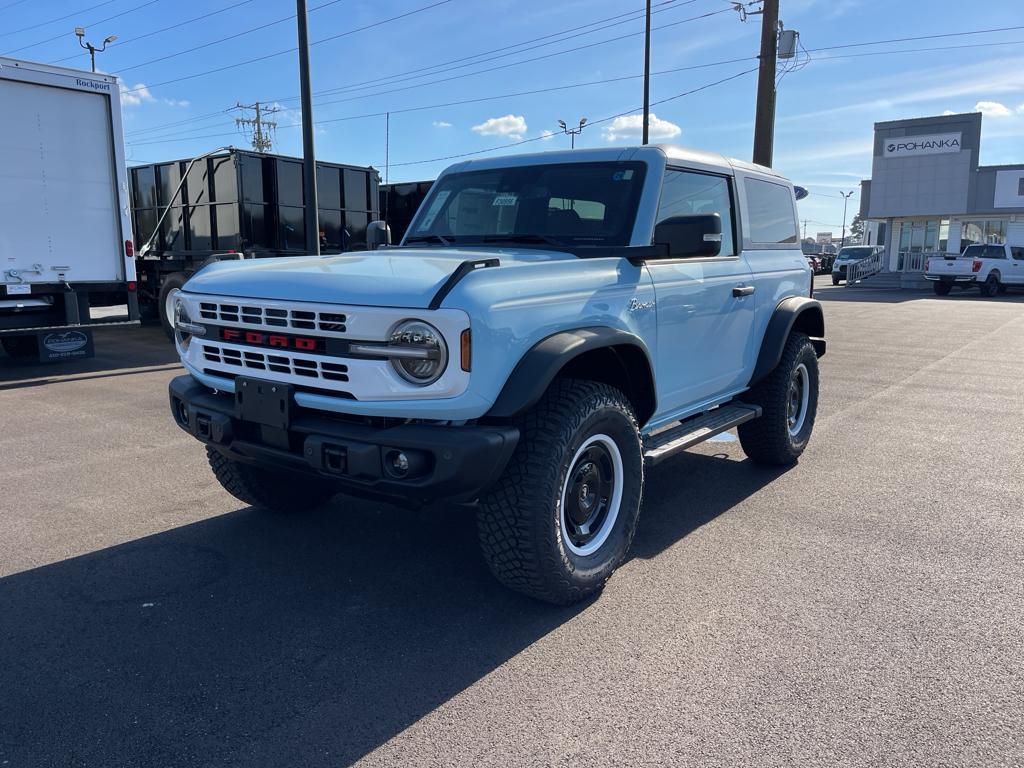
0, 57, 138, 361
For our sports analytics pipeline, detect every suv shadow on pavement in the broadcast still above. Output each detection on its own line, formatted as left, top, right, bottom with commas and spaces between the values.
0, 450, 786, 767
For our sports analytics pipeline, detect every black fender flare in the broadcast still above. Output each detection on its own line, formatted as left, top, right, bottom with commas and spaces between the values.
486, 327, 656, 421
749, 297, 826, 387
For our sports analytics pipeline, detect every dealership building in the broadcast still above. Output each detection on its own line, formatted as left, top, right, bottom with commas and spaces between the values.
858, 112, 1024, 287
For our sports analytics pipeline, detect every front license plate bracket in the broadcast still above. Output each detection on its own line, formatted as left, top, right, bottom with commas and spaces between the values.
235, 377, 294, 429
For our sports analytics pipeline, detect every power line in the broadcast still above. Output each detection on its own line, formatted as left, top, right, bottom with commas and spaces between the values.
120, 0, 454, 95
49, 0, 258, 65
384, 68, 758, 168
284, 4, 737, 106
0, 0, 32, 11
0, 0, 118, 38
1, 0, 164, 57
125, 56, 756, 147
125, 0, 698, 135
300, 0, 696, 101
115, 0, 346, 74
804, 24, 1024, 54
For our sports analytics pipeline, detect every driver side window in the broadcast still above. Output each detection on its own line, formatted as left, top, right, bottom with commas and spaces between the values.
656, 170, 735, 256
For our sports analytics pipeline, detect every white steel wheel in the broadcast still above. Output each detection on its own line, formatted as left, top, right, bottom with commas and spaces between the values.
559, 434, 624, 557
787, 362, 811, 437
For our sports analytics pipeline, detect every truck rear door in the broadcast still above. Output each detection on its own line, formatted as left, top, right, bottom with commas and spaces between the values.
1, 77, 123, 287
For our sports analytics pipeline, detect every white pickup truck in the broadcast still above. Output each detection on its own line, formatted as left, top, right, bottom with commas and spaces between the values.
924, 244, 1024, 296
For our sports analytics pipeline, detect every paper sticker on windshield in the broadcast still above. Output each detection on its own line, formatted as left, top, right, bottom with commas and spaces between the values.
416, 189, 451, 230
492, 193, 519, 207
612, 170, 634, 181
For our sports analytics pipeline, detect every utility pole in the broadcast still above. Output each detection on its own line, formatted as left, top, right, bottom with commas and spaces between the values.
234, 102, 279, 153
642, 0, 652, 145
840, 191, 854, 249
296, 0, 320, 256
558, 118, 587, 149
752, 0, 779, 166
802, 219, 807, 240
75, 28, 116, 72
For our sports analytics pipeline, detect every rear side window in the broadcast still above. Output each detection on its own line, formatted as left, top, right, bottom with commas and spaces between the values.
1012, 247, 1024, 261
656, 169, 735, 256
744, 178, 798, 244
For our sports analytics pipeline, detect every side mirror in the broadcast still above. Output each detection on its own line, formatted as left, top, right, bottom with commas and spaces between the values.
366, 220, 391, 251
652, 213, 722, 258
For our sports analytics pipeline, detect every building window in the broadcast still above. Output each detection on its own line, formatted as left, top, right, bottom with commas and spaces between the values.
898, 219, 949, 253
961, 219, 1007, 248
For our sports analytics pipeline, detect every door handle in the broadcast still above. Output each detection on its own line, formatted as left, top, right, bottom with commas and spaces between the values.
732, 285, 755, 297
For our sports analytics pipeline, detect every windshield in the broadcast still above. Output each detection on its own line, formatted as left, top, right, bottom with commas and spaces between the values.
838, 247, 874, 259
405, 162, 647, 247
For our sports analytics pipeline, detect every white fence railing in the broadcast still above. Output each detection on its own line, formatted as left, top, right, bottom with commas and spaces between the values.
896, 250, 936, 272
846, 251, 884, 284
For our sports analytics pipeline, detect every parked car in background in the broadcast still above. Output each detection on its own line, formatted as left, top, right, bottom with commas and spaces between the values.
924, 244, 1024, 296
831, 245, 882, 285
805, 255, 821, 274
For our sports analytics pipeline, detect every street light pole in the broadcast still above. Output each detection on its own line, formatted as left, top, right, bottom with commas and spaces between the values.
840, 191, 854, 249
642, 0, 651, 145
558, 118, 587, 149
295, 0, 320, 256
75, 28, 117, 72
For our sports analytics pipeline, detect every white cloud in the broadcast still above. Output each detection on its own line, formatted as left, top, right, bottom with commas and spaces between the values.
120, 82, 154, 107
974, 100, 1013, 117
432, 120, 452, 128
942, 109, 957, 116
472, 114, 527, 140
602, 113, 681, 142
539, 129, 556, 141
163, 98, 190, 108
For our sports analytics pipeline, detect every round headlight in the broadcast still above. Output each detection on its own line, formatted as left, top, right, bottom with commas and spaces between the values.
389, 319, 448, 385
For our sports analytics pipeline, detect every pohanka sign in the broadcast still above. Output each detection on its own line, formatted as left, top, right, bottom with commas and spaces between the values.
883, 133, 962, 158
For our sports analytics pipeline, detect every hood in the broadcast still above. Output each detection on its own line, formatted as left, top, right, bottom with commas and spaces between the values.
183, 247, 577, 309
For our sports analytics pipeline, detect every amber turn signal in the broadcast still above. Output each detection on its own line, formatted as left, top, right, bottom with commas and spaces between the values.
460, 329, 471, 372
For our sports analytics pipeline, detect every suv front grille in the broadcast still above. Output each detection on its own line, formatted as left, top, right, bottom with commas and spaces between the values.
201, 343, 350, 382
198, 301, 347, 334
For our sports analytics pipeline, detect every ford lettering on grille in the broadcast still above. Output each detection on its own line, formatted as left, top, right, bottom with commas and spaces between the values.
220, 327, 324, 353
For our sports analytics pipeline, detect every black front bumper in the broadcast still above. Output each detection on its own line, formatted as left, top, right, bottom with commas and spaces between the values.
168, 375, 519, 506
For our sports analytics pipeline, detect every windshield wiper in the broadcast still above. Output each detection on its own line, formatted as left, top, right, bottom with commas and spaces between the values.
481, 234, 564, 246
405, 233, 452, 245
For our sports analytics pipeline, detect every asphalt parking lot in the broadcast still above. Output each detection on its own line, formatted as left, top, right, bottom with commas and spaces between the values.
1, 279, 1022, 767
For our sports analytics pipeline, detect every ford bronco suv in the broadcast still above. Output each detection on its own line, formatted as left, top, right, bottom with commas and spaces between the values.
168, 145, 825, 604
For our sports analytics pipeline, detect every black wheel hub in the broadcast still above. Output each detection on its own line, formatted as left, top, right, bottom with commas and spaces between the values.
564, 445, 615, 548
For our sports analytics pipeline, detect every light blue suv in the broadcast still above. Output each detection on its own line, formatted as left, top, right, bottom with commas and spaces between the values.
168, 145, 826, 604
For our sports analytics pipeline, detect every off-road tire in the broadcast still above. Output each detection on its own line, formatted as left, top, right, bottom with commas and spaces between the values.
979, 272, 1000, 297
207, 447, 338, 512
1, 336, 38, 359
477, 379, 644, 605
159, 272, 189, 340
738, 332, 819, 466
933, 281, 952, 296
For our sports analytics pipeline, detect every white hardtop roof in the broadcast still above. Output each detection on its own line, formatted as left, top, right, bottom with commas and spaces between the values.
444, 144, 787, 181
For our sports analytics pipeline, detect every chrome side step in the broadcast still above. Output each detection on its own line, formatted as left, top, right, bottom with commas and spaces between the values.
642, 403, 761, 464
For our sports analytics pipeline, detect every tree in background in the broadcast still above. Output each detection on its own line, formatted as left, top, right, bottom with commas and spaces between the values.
848, 214, 865, 244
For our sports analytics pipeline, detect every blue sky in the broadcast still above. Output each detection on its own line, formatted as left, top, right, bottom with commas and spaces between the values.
5, 0, 1023, 235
